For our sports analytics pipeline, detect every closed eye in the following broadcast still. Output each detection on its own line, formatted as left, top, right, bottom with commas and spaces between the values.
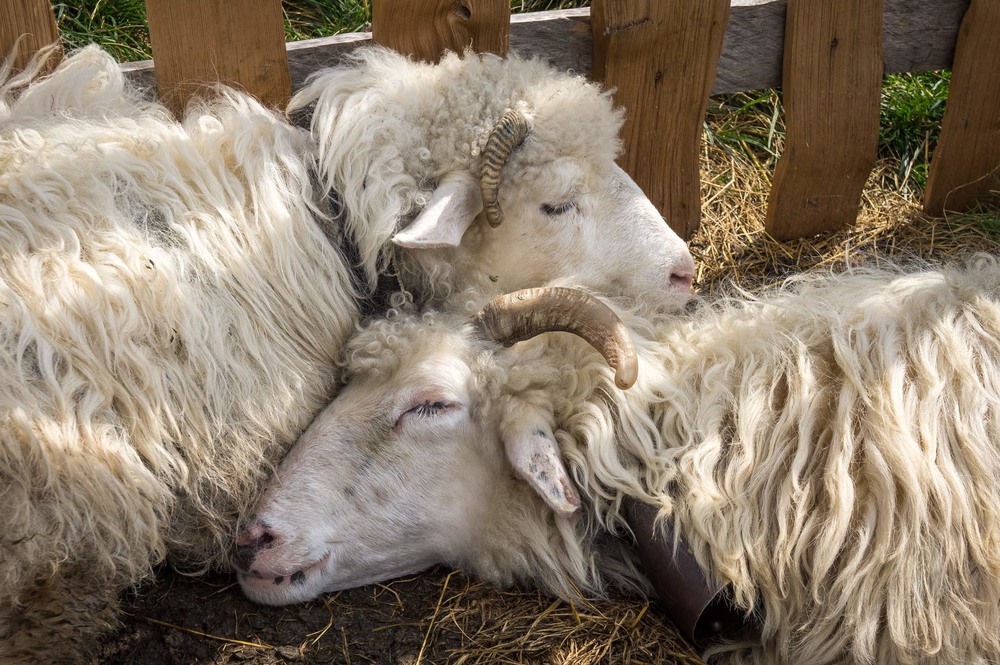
541, 201, 577, 216
409, 401, 453, 417
394, 400, 459, 429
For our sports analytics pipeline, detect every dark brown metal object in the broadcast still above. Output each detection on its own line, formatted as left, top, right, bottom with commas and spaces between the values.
624, 497, 760, 648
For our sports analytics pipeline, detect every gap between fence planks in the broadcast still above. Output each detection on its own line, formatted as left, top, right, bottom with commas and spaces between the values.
765, 0, 883, 239
592, 0, 730, 240
0, 0, 60, 74
145, 0, 291, 117
372, 0, 510, 62
924, 0, 1000, 216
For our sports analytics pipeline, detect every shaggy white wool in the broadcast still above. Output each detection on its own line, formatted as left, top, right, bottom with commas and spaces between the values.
518, 258, 1000, 664
318, 257, 1000, 664
0, 45, 357, 615
652, 258, 1000, 664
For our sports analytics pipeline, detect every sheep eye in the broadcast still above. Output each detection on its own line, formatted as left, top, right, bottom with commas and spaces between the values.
394, 398, 460, 430
541, 202, 576, 216
409, 401, 451, 417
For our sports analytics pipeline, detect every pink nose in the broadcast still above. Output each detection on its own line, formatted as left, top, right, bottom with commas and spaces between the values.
669, 270, 694, 291
668, 253, 697, 292
233, 520, 279, 571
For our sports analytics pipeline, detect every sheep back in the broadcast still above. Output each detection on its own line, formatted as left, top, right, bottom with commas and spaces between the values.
0, 47, 358, 604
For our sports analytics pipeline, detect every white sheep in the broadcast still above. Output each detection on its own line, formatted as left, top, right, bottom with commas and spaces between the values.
0, 42, 694, 662
240, 257, 1000, 665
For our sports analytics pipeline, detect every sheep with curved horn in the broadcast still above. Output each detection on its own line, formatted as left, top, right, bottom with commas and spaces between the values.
241, 258, 1000, 665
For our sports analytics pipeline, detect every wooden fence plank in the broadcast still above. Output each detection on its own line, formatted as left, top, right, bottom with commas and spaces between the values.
121, 2, 971, 100
592, 0, 730, 240
0, 0, 60, 74
883, 0, 970, 75
145, 0, 291, 117
372, 0, 511, 62
765, 0, 883, 239
924, 0, 1000, 216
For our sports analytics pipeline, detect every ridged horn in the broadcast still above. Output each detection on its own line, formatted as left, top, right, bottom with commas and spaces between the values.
473, 287, 639, 390
480, 110, 531, 228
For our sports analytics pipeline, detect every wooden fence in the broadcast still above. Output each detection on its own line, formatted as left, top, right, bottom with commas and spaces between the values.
3, 0, 999, 241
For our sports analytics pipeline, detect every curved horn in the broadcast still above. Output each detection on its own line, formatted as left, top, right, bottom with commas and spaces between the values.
473, 287, 638, 390
480, 110, 531, 228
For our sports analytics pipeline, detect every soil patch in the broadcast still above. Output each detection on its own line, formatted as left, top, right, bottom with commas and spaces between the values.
94, 567, 703, 665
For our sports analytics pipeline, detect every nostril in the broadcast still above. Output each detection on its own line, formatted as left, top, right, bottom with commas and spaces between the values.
233, 542, 257, 572
670, 271, 694, 290
233, 522, 280, 571
234, 522, 264, 547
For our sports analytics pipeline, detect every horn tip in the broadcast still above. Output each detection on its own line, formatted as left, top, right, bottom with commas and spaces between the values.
615, 363, 638, 390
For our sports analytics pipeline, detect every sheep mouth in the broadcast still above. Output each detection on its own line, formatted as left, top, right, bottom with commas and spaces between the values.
239, 550, 332, 589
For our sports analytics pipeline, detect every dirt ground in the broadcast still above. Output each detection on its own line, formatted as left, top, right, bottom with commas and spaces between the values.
92, 566, 704, 665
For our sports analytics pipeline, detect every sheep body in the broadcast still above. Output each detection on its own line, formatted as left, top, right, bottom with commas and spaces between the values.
247, 256, 1000, 664
657, 259, 1000, 664
0, 47, 356, 661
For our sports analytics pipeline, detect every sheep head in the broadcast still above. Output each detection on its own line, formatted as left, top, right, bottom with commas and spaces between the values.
234, 288, 639, 605
391, 108, 696, 313
297, 47, 695, 313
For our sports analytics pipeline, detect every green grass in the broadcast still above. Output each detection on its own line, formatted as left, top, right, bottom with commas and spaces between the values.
704, 70, 952, 193
54, 0, 151, 63
879, 71, 951, 192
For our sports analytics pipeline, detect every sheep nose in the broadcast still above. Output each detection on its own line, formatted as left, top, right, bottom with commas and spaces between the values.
669, 271, 694, 291
233, 521, 278, 571
669, 255, 697, 292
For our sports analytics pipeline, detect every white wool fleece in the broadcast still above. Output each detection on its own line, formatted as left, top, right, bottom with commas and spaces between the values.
0, 46, 357, 611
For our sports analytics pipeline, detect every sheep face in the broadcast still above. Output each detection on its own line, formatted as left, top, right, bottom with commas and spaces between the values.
300, 47, 695, 312
236, 311, 590, 605
235, 330, 498, 605
393, 160, 696, 313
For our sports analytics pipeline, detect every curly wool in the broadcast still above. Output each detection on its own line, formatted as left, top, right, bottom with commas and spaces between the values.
350, 258, 1000, 664
0, 44, 357, 618
291, 46, 623, 296
522, 257, 1000, 664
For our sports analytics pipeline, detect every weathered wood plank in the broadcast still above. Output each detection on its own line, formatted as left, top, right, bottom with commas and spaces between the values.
145, 0, 291, 116
0, 0, 60, 74
592, 0, 731, 240
924, 0, 1000, 216
120, 2, 970, 98
765, 0, 883, 239
372, 0, 510, 62
510, 8, 591, 74
717, 0, 969, 92
883, 0, 970, 74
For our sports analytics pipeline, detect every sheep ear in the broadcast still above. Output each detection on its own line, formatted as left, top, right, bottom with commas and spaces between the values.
500, 399, 580, 516
392, 171, 484, 249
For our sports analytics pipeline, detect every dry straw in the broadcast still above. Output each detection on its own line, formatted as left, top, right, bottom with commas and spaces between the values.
694, 149, 1000, 295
